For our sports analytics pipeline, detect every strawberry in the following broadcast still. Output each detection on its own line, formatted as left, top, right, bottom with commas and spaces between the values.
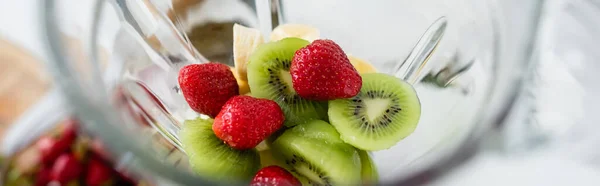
37, 119, 79, 165
61, 118, 78, 138
89, 139, 111, 161
85, 155, 114, 186
35, 167, 51, 186
37, 136, 73, 165
178, 63, 239, 117
250, 166, 301, 186
50, 153, 83, 184
213, 96, 284, 150
115, 171, 137, 186
291, 39, 362, 100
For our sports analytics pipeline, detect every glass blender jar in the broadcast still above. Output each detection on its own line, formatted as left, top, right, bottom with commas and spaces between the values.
4, 0, 549, 185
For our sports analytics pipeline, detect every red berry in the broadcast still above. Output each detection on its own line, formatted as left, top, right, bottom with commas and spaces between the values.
291, 39, 362, 100
61, 119, 78, 139
89, 140, 112, 161
37, 136, 71, 165
115, 171, 137, 186
213, 96, 284, 150
35, 167, 51, 186
178, 63, 239, 117
250, 166, 301, 186
37, 120, 79, 165
85, 156, 114, 186
50, 153, 83, 184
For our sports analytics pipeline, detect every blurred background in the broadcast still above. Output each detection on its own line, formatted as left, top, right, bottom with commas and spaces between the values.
1, 0, 600, 185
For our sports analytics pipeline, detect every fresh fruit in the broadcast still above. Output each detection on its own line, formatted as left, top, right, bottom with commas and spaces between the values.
5, 169, 33, 186
13, 145, 41, 174
329, 73, 421, 150
115, 170, 137, 186
37, 121, 78, 165
35, 167, 51, 186
291, 39, 362, 100
358, 150, 379, 185
213, 95, 284, 150
180, 118, 260, 182
230, 66, 251, 95
247, 37, 327, 126
178, 63, 239, 117
64, 180, 80, 186
37, 137, 63, 165
266, 126, 287, 144
72, 137, 89, 161
270, 24, 320, 42
348, 55, 378, 74
85, 156, 114, 186
250, 166, 301, 186
37, 136, 73, 165
89, 140, 111, 161
50, 153, 84, 184
270, 120, 362, 185
255, 141, 270, 152
258, 149, 279, 168
60, 120, 78, 139
233, 24, 264, 81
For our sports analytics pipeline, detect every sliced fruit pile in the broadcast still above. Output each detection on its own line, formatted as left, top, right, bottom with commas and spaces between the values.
4, 119, 138, 186
178, 24, 421, 185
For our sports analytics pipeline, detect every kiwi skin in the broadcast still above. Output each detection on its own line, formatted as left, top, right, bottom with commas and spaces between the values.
270, 120, 362, 185
246, 37, 328, 127
328, 73, 421, 151
179, 118, 260, 183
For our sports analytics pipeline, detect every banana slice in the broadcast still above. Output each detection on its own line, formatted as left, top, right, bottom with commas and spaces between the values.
255, 141, 269, 151
348, 55, 378, 74
270, 24, 320, 42
230, 66, 251, 95
233, 24, 264, 81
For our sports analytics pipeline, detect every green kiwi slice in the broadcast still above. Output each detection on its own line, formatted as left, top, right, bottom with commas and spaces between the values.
270, 120, 362, 185
358, 150, 379, 185
179, 118, 260, 183
247, 37, 327, 126
329, 73, 421, 151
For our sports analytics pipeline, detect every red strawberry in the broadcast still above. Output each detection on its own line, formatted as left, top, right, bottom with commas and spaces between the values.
250, 166, 301, 186
61, 119, 78, 138
50, 153, 84, 184
35, 167, 51, 186
115, 171, 137, 186
213, 96, 284, 150
291, 39, 362, 100
37, 136, 72, 165
178, 63, 239, 117
37, 120, 79, 165
89, 139, 112, 161
85, 156, 114, 186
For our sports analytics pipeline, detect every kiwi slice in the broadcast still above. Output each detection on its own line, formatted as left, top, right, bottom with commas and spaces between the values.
179, 118, 260, 183
271, 120, 361, 185
329, 73, 421, 151
258, 149, 278, 168
247, 37, 327, 126
358, 150, 379, 185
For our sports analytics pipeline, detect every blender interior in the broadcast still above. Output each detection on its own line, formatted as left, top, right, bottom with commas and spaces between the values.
39, 0, 542, 185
